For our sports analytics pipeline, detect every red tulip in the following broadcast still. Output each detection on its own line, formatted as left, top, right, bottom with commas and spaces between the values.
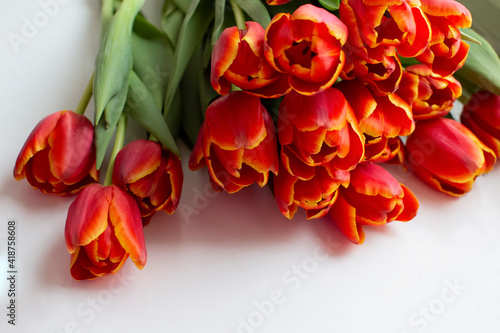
461, 90, 500, 157
211, 21, 290, 98
264, 4, 348, 95
65, 184, 147, 280
406, 117, 496, 196
340, 0, 431, 57
336, 78, 414, 161
416, 0, 472, 76
274, 160, 350, 219
278, 88, 364, 179
342, 44, 404, 95
13, 110, 99, 195
328, 162, 419, 244
113, 139, 183, 225
397, 64, 462, 120
189, 92, 279, 193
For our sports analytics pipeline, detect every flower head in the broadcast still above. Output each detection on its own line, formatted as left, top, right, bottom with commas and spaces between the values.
406, 117, 496, 196
278, 88, 364, 178
211, 21, 290, 98
113, 139, 183, 225
328, 162, 418, 244
274, 161, 350, 219
264, 4, 348, 95
14, 110, 98, 195
65, 184, 147, 280
189, 92, 279, 193
397, 64, 462, 120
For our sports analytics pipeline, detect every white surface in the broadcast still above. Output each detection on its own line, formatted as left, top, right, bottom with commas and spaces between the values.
1, 1, 500, 333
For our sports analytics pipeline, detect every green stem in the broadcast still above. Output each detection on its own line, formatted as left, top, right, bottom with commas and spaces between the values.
103, 114, 128, 186
101, 0, 114, 36
230, 0, 246, 30
74, 72, 94, 115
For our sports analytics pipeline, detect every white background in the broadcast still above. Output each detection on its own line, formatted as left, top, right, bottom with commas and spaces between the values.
1, 1, 500, 332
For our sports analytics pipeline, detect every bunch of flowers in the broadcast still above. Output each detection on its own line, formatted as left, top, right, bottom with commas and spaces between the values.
13, 0, 500, 280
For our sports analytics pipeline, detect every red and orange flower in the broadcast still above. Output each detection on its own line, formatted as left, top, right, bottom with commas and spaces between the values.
406, 117, 496, 196
211, 21, 290, 98
278, 88, 364, 178
65, 184, 147, 280
113, 139, 183, 225
336, 78, 414, 162
397, 64, 462, 120
328, 162, 419, 244
13, 110, 98, 195
264, 4, 348, 95
189, 91, 279, 193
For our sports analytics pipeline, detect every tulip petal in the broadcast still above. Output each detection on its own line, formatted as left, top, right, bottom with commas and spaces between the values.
349, 163, 403, 198
206, 93, 267, 150
13, 111, 63, 179
108, 186, 147, 270
114, 139, 161, 185
397, 185, 419, 221
188, 124, 207, 171
69, 248, 99, 281
419, 0, 472, 28
48, 111, 95, 184
65, 184, 112, 253
329, 192, 365, 244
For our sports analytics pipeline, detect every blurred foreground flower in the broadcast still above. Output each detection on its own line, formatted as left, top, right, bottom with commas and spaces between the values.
113, 139, 183, 226
13, 110, 98, 195
328, 163, 419, 244
461, 90, 500, 157
189, 91, 278, 193
65, 184, 147, 280
406, 117, 496, 196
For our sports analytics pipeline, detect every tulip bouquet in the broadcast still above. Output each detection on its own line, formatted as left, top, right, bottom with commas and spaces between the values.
12, 0, 500, 280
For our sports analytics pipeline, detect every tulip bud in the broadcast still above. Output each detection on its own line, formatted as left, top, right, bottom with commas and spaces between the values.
113, 139, 183, 225
278, 88, 364, 178
264, 4, 348, 95
189, 92, 279, 193
211, 21, 290, 98
406, 117, 496, 196
65, 184, 147, 280
13, 110, 99, 195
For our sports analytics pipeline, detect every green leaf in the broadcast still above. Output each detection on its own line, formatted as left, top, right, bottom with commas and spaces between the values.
94, 0, 145, 123
126, 71, 179, 156
94, 78, 130, 168
317, 0, 340, 11
233, 0, 271, 28
93, 0, 145, 168
456, 28, 500, 96
163, 0, 214, 117
179, 44, 211, 146
211, 0, 226, 46
132, 15, 173, 109
161, 3, 184, 47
